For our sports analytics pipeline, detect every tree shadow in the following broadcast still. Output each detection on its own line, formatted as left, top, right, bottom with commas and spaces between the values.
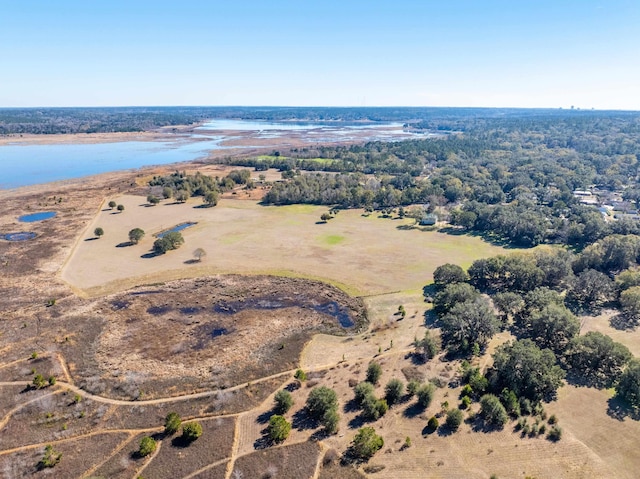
193, 204, 214, 209
284, 381, 300, 392
171, 436, 196, 448
347, 413, 369, 430
256, 410, 274, 425
116, 241, 134, 248
84, 237, 99, 242
315, 221, 328, 225
291, 408, 318, 431
343, 398, 360, 414
253, 434, 272, 450
403, 402, 425, 419
607, 396, 640, 421
436, 426, 455, 437
421, 424, 438, 436
184, 259, 200, 264
141, 251, 161, 259
424, 309, 437, 327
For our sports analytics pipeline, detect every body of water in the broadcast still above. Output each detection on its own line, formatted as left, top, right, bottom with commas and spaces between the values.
0, 119, 424, 189
18, 211, 57, 222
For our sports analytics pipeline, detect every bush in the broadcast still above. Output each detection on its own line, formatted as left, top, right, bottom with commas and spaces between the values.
350, 427, 384, 460
117, 204, 125, 212
414, 331, 440, 362
322, 408, 340, 434
164, 412, 181, 435
274, 389, 294, 414
547, 414, 557, 425
48, 376, 56, 386
445, 408, 463, 431
460, 395, 472, 409
416, 383, 435, 408
361, 394, 387, 421
267, 415, 291, 442
108, 200, 116, 209
181, 422, 203, 442
616, 358, 640, 407
138, 436, 157, 457
427, 416, 439, 431
38, 445, 62, 469
384, 378, 405, 405
294, 369, 307, 381
479, 394, 509, 428
354, 382, 375, 405
406, 380, 421, 397
306, 386, 338, 420
366, 362, 382, 385
547, 425, 562, 441
94, 227, 104, 238
33, 374, 46, 389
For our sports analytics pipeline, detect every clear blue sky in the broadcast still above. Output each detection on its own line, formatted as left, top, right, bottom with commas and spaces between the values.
1, 0, 639, 109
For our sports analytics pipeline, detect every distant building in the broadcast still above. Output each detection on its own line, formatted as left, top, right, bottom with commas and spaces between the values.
420, 214, 438, 226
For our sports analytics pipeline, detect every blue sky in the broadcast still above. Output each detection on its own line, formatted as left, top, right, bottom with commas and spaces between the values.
1, 1, 639, 109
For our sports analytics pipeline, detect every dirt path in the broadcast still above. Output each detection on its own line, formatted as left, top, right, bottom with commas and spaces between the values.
79, 432, 136, 478
131, 437, 163, 479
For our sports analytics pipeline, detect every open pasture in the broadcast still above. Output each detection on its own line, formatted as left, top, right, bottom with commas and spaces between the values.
62, 195, 513, 297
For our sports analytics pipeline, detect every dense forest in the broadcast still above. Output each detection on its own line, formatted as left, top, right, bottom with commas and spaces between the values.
1, 105, 636, 135
232, 113, 640, 248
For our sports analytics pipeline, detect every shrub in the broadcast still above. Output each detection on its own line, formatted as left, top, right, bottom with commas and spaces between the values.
306, 386, 338, 420
33, 374, 46, 389
350, 427, 384, 460
354, 382, 375, 405
48, 376, 56, 386
479, 394, 509, 428
38, 445, 62, 469
406, 380, 421, 397
460, 395, 472, 409
384, 378, 404, 405
547, 425, 562, 441
322, 408, 340, 434
547, 414, 557, 425
138, 436, 157, 457
117, 204, 125, 212
108, 200, 117, 209
274, 390, 294, 414
294, 369, 307, 381
416, 383, 435, 408
94, 227, 104, 238
427, 416, 439, 431
181, 422, 203, 442
366, 362, 382, 385
445, 408, 463, 431
164, 412, 181, 435
267, 415, 291, 442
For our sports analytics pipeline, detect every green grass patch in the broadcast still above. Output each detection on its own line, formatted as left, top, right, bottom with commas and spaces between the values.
319, 234, 346, 246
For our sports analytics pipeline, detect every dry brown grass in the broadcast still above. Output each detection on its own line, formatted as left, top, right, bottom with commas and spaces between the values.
231, 440, 321, 479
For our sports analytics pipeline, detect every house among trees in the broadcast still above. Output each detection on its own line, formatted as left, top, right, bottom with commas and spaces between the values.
420, 213, 438, 226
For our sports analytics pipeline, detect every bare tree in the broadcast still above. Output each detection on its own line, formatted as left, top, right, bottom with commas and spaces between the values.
193, 248, 207, 262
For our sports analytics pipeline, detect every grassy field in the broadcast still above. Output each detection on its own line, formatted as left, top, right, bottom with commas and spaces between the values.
61, 195, 513, 297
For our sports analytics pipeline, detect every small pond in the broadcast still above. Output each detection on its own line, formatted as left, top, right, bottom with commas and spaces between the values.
18, 211, 56, 222
156, 222, 197, 238
3, 232, 37, 241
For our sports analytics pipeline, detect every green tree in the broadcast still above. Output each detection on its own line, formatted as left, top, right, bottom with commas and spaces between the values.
203, 190, 219, 207
490, 339, 565, 401
440, 298, 501, 354
433, 282, 480, 316
416, 383, 435, 408
433, 263, 469, 288
320, 212, 332, 222
366, 362, 382, 385
616, 358, 640, 407
162, 187, 173, 199
153, 231, 184, 255
427, 416, 439, 431
349, 427, 384, 461
354, 382, 375, 405
164, 412, 181, 435
181, 422, 203, 442
267, 415, 291, 442
274, 389, 294, 414
414, 330, 440, 362
108, 200, 117, 209
480, 394, 509, 428
526, 304, 580, 353
568, 269, 616, 310
620, 286, 640, 325
322, 408, 340, 434
94, 227, 104, 238
294, 369, 307, 381
384, 378, 405, 406
176, 190, 190, 202
128, 228, 145, 244
564, 332, 632, 388
306, 386, 338, 420
117, 204, 125, 212
445, 408, 463, 431
138, 436, 157, 457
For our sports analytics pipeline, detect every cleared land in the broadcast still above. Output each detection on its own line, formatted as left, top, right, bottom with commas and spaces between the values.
61, 195, 510, 297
